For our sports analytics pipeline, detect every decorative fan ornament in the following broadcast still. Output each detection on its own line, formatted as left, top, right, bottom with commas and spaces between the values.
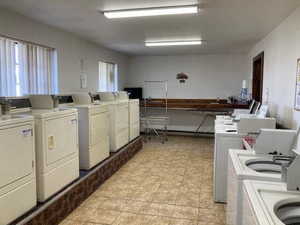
176, 72, 189, 83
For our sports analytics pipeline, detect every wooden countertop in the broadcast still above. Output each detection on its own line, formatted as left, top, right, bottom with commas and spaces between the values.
140, 98, 249, 111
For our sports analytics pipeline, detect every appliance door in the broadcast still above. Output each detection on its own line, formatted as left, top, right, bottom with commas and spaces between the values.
116, 103, 129, 149
130, 101, 140, 124
116, 103, 129, 129
0, 124, 34, 188
129, 122, 139, 140
45, 115, 78, 165
90, 111, 109, 146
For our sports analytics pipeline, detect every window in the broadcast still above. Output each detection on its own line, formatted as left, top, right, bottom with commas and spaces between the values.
15, 42, 21, 96
99, 61, 118, 92
26, 44, 58, 95
0, 36, 58, 96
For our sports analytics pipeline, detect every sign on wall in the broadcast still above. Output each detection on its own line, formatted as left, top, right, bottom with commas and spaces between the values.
295, 59, 300, 110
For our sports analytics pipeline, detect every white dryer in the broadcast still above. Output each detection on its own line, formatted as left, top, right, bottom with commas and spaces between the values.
70, 93, 110, 170
227, 150, 284, 225
0, 98, 36, 225
29, 95, 80, 202
98, 92, 129, 152
128, 99, 140, 141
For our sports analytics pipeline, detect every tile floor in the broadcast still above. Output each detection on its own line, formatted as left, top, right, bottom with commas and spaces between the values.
60, 136, 226, 225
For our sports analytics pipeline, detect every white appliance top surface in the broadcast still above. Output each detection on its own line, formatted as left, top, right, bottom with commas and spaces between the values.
99, 100, 117, 105
72, 103, 109, 109
215, 123, 239, 135
0, 114, 34, 126
230, 150, 282, 180
21, 108, 78, 118
117, 99, 130, 104
215, 118, 234, 124
98, 92, 116, 101
216, 115, 232, 120
129, 99, 140, 103
244, 180, 300, 225
116, 91, 129, 100
97, 101, 114, 106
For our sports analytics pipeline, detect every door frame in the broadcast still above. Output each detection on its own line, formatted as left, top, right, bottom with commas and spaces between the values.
252, 51, 264, 102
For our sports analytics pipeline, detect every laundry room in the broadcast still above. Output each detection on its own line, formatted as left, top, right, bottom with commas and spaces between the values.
1, 1, 300, 225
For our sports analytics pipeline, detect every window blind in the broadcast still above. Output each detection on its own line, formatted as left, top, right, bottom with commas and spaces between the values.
98, 61, 118, 92
0, 36, 57, 96
0, 38, 17, 96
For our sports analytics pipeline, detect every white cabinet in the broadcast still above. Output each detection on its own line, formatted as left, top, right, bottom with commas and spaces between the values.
98, 92, 130, 152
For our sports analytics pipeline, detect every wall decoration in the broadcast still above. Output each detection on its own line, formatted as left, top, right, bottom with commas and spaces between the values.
295, 59, 300, 110
176, 72, 189, 83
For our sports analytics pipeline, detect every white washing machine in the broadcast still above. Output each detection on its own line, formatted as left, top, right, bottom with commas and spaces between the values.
242, 180, 300, 225
28, 95, 80, 202
214, 117, 276, 203
128, 99, 140, 141
215, 115, 234, 126
214, 122, 244, 203
98, 92, 129, 152
216, 102, 267, 126
0, 99, 37, 225
227, 150, 285, 225
70, 93, 110, 170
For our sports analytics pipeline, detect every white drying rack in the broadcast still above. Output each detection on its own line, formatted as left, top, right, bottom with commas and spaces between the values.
140, 80, 169, 143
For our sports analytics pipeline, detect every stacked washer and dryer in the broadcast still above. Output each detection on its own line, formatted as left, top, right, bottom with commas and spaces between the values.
128, 97, 140, 141
98, 92, 130, 152
67, 93, 110, 170
115, 91, 140, 141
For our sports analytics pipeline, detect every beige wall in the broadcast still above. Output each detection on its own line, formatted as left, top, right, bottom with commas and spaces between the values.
127, 54, 248, 99
248, 6, 300, 128
0, 7, 129, 93
126, 54, 248, 132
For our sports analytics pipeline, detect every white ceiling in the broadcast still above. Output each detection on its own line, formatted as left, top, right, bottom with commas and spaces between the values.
0, 0, 299, 56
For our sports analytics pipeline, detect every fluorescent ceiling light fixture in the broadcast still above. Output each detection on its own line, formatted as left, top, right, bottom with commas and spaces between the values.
103, 5, 198, 19
145, 40, 202, 47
